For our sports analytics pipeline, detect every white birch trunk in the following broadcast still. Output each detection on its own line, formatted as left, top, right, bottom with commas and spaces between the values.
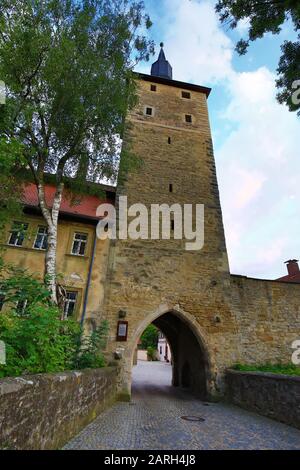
37, 182, 64, 305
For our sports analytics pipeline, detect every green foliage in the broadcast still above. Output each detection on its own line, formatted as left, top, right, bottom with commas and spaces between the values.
0, 262, 108, 377
0, 0, 154, 186
0, 138, 24, 232
72, 321, 109, 369
140, 324, 159, 349
233, 363, 300, 376
0, 303, 80, 377
146, 345, 158, 361
215, 0, 300, 114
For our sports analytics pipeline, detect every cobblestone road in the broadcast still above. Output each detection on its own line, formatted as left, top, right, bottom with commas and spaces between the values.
64, 361, 300, 450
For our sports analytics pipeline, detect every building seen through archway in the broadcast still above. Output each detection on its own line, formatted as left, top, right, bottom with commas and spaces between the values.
132, 311, 209, 400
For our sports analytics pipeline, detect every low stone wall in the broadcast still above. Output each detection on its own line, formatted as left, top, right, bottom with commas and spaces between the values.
0, 367, 118, 450
226, 369, 300, 429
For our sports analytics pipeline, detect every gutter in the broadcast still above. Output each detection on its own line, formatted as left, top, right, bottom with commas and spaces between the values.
80, 226, 97, 327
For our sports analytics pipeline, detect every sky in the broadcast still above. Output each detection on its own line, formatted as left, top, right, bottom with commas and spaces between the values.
134, 0, 300, 280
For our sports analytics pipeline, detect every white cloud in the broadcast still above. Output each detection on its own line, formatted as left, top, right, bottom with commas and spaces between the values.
163, 0, 233, 84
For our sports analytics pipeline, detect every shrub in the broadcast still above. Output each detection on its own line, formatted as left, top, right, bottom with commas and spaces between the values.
0, 262, 108, 377
140, 324, 159, 349
147, 346, 158, 361
232, 363, 300, 376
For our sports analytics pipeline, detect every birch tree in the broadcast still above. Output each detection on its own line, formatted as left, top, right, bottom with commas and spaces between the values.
0, 0, 154, 304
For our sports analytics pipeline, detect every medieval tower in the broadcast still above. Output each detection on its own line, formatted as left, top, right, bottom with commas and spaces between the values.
102, 45, 300, 400
102, 45, 239, 399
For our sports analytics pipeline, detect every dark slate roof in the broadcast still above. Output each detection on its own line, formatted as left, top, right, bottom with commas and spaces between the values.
151, 43, 173, 80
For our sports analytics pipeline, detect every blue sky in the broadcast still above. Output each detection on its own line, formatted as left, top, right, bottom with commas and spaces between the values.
134, 0, 300, 280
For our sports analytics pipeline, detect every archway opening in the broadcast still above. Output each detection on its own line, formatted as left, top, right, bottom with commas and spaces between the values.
131, 310, 209, 399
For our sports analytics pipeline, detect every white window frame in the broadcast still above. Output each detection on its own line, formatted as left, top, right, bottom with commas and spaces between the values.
33, 226, 48, 250
7, 222, 28, 247
63, 291, 78, 319
16, 299, 28, 315
71, 232, 88, 256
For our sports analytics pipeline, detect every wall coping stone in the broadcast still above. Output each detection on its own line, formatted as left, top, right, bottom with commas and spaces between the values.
227, 368, 300, 383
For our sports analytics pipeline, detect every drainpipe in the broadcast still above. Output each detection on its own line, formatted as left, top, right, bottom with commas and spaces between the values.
80, 226, 97, 327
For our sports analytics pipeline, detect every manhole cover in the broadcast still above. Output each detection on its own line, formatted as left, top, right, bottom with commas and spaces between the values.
181, 416, 205, 422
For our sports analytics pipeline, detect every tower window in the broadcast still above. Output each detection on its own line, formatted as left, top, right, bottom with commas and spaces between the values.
145, 107, 153, 116
150, 84, 157, 92
182, 91, 191, 99
169, 184, 173, 193
171, 219, 175, 231
168, 137, 171, 144
185, 114, 192, 123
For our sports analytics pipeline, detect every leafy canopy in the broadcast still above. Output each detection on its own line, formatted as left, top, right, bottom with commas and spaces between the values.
215, 0, 300, 114
140, 324, 159, 349
0, 0, 154, 187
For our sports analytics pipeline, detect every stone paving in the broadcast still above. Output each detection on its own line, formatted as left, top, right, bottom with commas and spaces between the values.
64, 361, 300, 450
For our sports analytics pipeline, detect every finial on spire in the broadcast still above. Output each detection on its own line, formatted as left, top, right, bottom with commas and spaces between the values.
151, 43, 173, 80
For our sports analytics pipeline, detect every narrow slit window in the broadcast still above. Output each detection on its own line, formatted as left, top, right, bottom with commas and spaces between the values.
150, 84, 157, 92
168, 137, 171, 144
169, 184, 173, 193
185, 114, 192, 123
182, 91, 191, 99
145, 107, 153, 116
170, 219, 175, 232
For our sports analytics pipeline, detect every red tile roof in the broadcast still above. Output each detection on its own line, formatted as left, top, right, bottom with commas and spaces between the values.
22, 183, 114, 220
276, 260, 300, 284
276, 273, 300, 283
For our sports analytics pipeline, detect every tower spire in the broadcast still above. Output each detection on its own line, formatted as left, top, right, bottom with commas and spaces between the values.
151, 43, 173, 80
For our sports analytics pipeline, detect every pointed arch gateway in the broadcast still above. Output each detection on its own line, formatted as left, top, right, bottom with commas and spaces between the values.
127, 305, 213, 399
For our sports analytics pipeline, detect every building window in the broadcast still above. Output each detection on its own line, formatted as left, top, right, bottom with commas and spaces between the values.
71, 233, 88, 256
150, 84, 157, 92
0, 294, 5, 312
182, 91, 191, 99
171, 219, 175, 231
8, 222, 28, 247
185, 114, 192, 123
16, 299, 28, 315
146, 107, 153, 116
33, 226, 48, 250
64, 291, 78, 318
169, 184, 173, 193
168, 137, 171, 144
160, 346, 162, 354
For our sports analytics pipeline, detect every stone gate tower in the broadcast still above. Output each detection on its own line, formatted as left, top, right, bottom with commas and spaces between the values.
102, 45, 242, 400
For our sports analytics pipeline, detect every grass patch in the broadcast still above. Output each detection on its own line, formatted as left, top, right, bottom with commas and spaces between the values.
232, 363, 300, 376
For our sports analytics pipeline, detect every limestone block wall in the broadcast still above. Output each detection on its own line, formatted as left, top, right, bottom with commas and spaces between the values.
0, 367, 118, 450
226, 369, 300, 429
230, 275, 300, 365
102, 77, 238, 399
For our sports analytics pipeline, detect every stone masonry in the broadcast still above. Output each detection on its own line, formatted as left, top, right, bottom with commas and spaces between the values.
99, 71, 300, 400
